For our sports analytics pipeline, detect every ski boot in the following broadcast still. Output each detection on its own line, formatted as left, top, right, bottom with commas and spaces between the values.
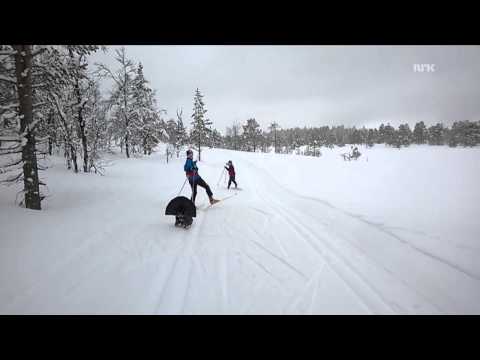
209, 196, 220, 205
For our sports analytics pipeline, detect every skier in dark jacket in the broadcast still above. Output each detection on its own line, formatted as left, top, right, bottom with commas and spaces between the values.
224, 160, 237, 189
184, 149, 219, 206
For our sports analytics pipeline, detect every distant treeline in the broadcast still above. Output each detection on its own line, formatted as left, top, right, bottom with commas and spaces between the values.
218, 119, 480, 154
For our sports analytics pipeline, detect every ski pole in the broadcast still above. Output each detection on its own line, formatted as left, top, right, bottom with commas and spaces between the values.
178, 178, 188, 196
216, 167, 225, 187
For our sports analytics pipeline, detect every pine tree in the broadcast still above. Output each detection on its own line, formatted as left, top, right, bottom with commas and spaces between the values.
397, 123, 412, 146
131, 62, 166, 155
413, 121, 427, 144
378, 123, 386, 143
268, 122, 280, 153
383, 124, 396, 146
427, 123, 445, 145
242, 118, 261, 152
190, 88, 211, 161
175, 109, 187, 157
433, 124, 446, 145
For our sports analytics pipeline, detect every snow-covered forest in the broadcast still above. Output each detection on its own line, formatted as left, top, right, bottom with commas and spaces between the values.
1, 45, 479, 314
2, 46, 479, 210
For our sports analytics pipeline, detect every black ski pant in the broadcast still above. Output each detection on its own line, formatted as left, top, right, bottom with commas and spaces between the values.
228, 175, 237, 189
188, 176, 213, 204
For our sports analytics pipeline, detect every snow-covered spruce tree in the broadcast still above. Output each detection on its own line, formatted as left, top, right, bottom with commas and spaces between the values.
350, 127, 364, 145
97, 47, 137, 158
378, 124, 386, 144
413, 121, 427, 144
383, 124, 396, 146
397, 123, 412, 147
365, 128, 375, 147
268, 122, 280, 153
131, 62, 167, 156
325, 129, 336, 149
190, 88, 211, 161
427, 123, 445, 145
210, 128, 223, 148
165, 118, 178, 162
448, 120, 480, 147
242, 118, 261, 152
175, 109, 188, 157
229, 121, 242, 151
462, 120, 480, 146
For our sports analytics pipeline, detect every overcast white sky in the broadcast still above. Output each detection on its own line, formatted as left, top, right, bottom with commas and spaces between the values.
88, 46, 480, 134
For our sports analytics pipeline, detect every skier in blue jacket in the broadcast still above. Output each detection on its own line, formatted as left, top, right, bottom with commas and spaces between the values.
184, 149, 219, 206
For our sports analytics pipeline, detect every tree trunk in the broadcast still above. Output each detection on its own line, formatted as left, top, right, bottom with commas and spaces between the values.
71, 60, 89, 173
14, 45, 41, 210
123, 70, 130, 159
274, 130, 277, 153
47, 111, 54, 156
198, 139, 201, 161
81, 124, 88, 172
125, 134, 130, 158
64, 141, 71, 170
71, 144, 78, 173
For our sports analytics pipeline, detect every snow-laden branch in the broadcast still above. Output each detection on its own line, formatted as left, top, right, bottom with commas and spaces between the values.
0, 74, 17, 84
95, 63, 122, 88
32, 47, 47, 57
0, 135, 21, 142
32, 102, 47, 108
0, 102, 19, 111
0, 50, 16, 56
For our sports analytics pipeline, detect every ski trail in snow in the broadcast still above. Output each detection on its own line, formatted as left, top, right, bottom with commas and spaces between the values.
153, 209, 206, 314
242, 158, 396, 314
270, 194, 395, 314
247, 237, 308, 281
249, 157, 480, 283
240, 156, 480, 313
219, 248, 229, 313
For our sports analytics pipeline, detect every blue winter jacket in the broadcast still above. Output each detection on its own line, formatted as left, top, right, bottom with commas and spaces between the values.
184, 158, 199, 180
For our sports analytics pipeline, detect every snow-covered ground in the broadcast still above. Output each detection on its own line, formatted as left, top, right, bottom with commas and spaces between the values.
1, 145, 479, 314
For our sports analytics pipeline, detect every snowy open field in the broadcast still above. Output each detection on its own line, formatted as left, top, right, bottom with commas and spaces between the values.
1, 145, 479, 314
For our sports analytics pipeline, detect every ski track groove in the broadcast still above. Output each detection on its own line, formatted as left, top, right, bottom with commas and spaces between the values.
3, 216, 143, 312
246, 158, 464, 313
305, 212, 446, 314
153, 206, 206, 314
246, 160, 396, 314
251, 158, 480, 284
221, 250, 229, 313
283, 262, 328, 314
243, 252, 286, 290
270, 196, 385, 314
247, 236, 308, 281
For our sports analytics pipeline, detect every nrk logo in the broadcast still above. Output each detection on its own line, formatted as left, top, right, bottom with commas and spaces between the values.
413, 64, 436, 73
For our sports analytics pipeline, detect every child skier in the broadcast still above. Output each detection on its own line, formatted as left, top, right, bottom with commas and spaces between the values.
224, 160, 237, 189
184, 149, 219, 206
